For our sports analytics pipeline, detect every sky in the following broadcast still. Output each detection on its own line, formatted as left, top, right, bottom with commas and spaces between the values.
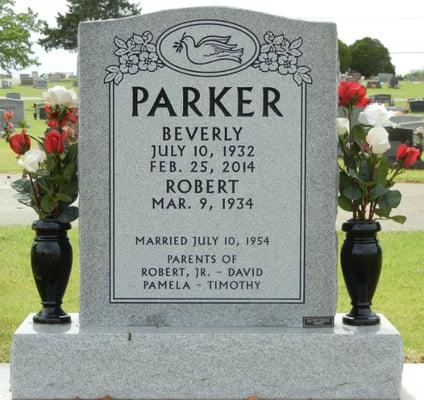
10, 0, 424, 77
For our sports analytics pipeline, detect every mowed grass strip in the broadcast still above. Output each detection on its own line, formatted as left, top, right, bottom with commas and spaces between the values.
0, 226, 79, 362
0, 227, 423, 362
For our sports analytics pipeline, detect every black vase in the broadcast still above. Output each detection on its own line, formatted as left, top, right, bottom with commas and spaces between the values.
31, 219, 72, 324
341, 220, 382, 326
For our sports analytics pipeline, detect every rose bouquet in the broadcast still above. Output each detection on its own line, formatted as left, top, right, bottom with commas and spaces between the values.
337, 81, 421, 223
1, 86, 79, 223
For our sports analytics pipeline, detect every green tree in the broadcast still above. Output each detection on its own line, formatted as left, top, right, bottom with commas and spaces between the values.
39, 0, 141, 51
350, 37, 395, 78
0, 0, 43, 72
338, 39, 351, 73
404, 69, 424, 81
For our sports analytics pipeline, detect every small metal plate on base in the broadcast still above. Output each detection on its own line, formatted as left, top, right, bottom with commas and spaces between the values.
303, 316, 334, 327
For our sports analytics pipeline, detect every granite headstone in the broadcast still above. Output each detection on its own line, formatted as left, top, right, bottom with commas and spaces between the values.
409, 99, 424, 112
1, 80, 11, 89
372, 93, 393, 106
79, 7, 338, 328
6, 92, 21, 99
387, 127, 413, 161
33, 79, 48, 89
20, 76, 33, 86
10, 8, 403, 400
38, 103, 47, 119
0, 98, 24, 124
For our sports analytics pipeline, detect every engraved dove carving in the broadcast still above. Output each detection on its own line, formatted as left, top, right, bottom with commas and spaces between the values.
173, 33, 244, 64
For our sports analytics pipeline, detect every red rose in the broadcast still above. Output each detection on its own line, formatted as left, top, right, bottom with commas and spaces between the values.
9, 129, 30, 155
47, 119, 59, 128
396, 144, 420, 168
338, 81, 370, 108
3, 111, 13, 121
44, 130, 67, 154
65, 109, 78, 124
396, 144, 408, 160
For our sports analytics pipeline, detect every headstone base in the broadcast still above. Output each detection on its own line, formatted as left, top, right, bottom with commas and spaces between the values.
11, 313, 402, 400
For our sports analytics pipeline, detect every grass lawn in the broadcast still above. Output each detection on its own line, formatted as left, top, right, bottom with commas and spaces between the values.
367, 80, 424, 116
0, 227, 423, 363
0, 79, 76, 98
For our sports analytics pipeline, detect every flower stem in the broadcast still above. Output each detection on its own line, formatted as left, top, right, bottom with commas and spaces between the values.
29, 174, 41, 213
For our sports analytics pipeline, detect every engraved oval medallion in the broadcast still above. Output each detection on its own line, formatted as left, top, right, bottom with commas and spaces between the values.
157, 19, 260, 77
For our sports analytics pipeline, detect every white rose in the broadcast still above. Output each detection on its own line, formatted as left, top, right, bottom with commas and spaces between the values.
366, 126, 391, 154
17, 148, 47, 173
358, 103, 395, 127
43, 86, 78, 108
336, 118, 350, 137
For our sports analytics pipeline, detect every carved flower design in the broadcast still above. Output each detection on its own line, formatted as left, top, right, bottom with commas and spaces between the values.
105, 31, 164, 85
253, 32, 312, 86
119, 54, 139, 75
258, 52, 278, 72
138, 51, 159, 72
278, 54, 297, 75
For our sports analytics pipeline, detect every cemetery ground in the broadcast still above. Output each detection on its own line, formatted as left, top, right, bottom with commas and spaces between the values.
0, 227, 423, 364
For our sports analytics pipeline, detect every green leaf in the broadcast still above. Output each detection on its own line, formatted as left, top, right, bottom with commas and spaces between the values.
359, 158, 373, 181
339, 171, 349, 192
57, 206, 79, 223
338, 195, 354, 211
375, 207, 391, 218
49, 175, 66, 185
10, 178, 31, 194
390, 215, 407, 224
342, 182, 362, 201
370, 184, 387, 200
15, 192, 33, 207
63, 161, 77, 182
47, 154, 56, 171
374, 155, 390, 184
36, 182, 53, 196
55, 193, 73, 202
62, 177, 78, 196
352, 125, 367, 142
40, 195, 56, 213
66, 143, 78, 161
379, 190, 401, 209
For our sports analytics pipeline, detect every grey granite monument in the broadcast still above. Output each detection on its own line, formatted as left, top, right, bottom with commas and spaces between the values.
5, 93, 21, 100
11, 7, 403, 400
0, 98, 24, 124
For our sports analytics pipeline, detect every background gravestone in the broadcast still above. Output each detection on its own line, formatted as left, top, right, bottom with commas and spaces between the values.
409, 99, 424, 112
79, 6, 338, 328
0, 98, 24, 124
387, 127, 413, 161
371, 93, 393, 106
33, 79, 48, 89
1, 80, 11, 89
37, 104, 48, 120
19, 76, 33, 86
6, 93, 21, 100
